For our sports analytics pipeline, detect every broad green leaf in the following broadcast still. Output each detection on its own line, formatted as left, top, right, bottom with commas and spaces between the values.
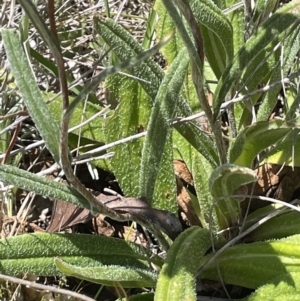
230, 120, 293, 167
55, 258, 157, 288
243, 272, 300, 301
154, 227, 211, 301
140, 48, 189, 206
94, 17, 162, 101
105, 76, 149, 197
199, 234, 300, 289
2, 29, 60, 163
213, 1, 300, 119
95, 17, 219, 168
0, 232, 163, 276
191, 0, 233, 78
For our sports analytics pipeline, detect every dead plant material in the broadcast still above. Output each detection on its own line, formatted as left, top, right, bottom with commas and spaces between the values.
242, 163, 300, 214
174, 159, 201, 226
47, 200, 93, 232
176, 177, 201, 226
174, 159, 193, 185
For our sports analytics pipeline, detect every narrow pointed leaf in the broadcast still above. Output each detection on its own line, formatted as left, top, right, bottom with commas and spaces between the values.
191, 0, 233, 78
0, 164, 95, 212
139, 48, 189, 205
2, 29, 60, 162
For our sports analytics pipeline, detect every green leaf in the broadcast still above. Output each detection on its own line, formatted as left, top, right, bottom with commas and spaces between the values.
244, 209, 300, 242
209, 164, 257, 235
191, 0, 233, 78
65, 30, 171, 120
199, 234, 300, 289
17, 0, 61, 62
55, 258, 157, 288
236, 43, 280, 128
230, 120, 294, 167
283, 24, 300, 76
155, 227, 211, 301
213, 1, 300, 119
257, 61, 282, 121
243, 272, 300, 301
46, 93, 107, 147
0, 232, 163, 276
264, 129, 300, 166
2, 29, 60, 163
192, 150, 216, 230
142, 9, 157, 49
225, 0, 244, 55
94, 17, 162, 101
139, 48, 189, 205
0, 164, 95, 212
154, 0, 184, 64
252, 0, 279, 29
95, 16, 219, 166
105, 76, 150, 197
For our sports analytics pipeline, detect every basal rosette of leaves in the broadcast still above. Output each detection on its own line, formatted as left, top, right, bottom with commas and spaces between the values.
2, 0, 300, 300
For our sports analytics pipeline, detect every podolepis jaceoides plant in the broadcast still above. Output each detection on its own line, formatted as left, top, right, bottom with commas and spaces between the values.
2, 0, 300, 300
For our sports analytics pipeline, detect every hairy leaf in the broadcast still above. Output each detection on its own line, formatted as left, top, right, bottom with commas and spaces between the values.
139, 48, 189, 206
0, 233, 163, 276
213, 1, 300, 119
155, 227, 211, 301
199, 234, 300, 289
2, 29, 60, 163
56, 258, 157, 288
